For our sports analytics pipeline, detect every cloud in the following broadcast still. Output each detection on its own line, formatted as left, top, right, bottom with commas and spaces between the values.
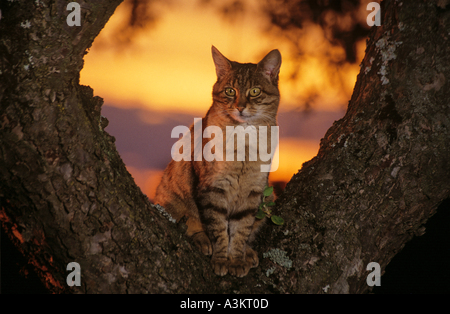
102, 104, 344, 196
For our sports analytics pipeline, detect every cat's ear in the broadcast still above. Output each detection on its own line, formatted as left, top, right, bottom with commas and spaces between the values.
257, 49, 282, 83
212, 46, 232, 79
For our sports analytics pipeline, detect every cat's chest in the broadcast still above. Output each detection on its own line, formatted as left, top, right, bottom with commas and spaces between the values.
207, 161, 267, 202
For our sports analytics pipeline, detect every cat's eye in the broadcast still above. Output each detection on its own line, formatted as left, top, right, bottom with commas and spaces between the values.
225, 88, 236, 97
249, 87, 261, 97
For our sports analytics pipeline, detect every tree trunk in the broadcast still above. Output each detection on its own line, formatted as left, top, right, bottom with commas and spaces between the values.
1, 0, 449, 294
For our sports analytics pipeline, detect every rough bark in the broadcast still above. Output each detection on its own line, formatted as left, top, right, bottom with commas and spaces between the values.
1, 0, 449, 293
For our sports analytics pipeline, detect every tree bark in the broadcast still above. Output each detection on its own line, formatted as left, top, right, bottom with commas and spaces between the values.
1, 0, 449, 293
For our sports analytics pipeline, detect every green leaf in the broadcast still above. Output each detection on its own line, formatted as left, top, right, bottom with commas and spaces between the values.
265, 201, 276, 207
259, 203, 265, 210
271, 215, 284, 225
263, 186, 274, 197
256, 209, 266, 219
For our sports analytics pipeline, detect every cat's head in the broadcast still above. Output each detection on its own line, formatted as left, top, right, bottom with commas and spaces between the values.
211, 46, 281, 125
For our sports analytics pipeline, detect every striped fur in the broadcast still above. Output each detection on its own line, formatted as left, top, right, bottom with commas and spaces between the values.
154, 46, 281, 277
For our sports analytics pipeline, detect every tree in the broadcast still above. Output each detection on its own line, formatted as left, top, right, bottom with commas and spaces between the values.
1, 0, 449, 293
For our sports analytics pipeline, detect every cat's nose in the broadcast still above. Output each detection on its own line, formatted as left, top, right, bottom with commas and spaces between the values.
234, 102, 246, 112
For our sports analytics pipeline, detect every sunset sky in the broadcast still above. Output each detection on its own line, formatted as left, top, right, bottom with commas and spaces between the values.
80, 0, 368, 199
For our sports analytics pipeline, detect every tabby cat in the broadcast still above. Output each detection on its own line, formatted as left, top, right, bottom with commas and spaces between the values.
154, 46, 281, 277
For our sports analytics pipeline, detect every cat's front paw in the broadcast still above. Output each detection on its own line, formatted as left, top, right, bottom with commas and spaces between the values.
192, 232, 212, 255
211, 257, 229, 276
245, 246, 259, 268
228, 258, 252, 277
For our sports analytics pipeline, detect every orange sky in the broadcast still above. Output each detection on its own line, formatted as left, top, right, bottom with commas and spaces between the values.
80, 0, 366, 199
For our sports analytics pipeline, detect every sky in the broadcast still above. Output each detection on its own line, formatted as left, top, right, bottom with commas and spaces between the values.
80, 0, 367, 199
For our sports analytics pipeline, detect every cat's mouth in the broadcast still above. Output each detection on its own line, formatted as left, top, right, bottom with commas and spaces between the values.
231, 109, 253, 123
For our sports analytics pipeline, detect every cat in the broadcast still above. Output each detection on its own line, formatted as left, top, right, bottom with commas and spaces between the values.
154, 46, 281, 277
